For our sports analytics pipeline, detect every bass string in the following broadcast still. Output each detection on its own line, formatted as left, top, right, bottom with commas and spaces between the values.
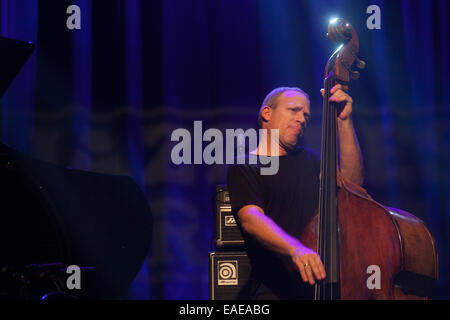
327, 80, 337, 300
316, 76, 338, 300
316, 76, 330, 299
316, 77, 328, 299
326, 76, 335, 300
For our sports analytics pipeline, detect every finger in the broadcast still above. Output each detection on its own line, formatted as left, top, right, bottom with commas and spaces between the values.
300, 257, 316, 284
313, 256, 327, 280
308, 258, 325, 281
330, 89, 346, 96
304, 264, 315, 285
330, 85, 341, 94
329, 89, 347, 98
330, 92, 351, 104
320, 88, 324, 96
297, 258, 315, 284
298, 263, 308, 283
330, 84, 348, 93
338, 106, 352, 119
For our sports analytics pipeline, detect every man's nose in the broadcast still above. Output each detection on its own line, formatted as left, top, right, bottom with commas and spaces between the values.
296, 112, 306, 124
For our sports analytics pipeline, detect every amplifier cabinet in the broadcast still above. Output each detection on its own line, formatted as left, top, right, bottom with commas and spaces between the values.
209, 251, 252, 300
215, 185, 245, 249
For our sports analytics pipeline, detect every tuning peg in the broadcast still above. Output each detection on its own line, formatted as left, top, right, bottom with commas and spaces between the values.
355, 58, 366, 70
350, 70, 360, 79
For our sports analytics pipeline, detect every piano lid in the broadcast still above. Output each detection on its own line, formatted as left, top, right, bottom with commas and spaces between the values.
0, 36, 35, 98
0, 143, 153, 299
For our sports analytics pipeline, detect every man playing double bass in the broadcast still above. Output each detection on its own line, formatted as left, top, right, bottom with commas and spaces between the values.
226, 84, 364, 299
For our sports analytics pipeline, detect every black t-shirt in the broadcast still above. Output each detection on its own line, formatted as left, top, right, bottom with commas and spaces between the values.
226, 146, 320, 299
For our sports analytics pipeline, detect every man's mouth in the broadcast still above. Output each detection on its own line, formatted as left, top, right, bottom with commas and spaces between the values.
291, 126, 302, 135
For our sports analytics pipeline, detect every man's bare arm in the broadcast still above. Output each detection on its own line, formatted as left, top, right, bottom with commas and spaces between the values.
237, 204, 326, 285
338, 118, 364, 186
322, 84, 364, 186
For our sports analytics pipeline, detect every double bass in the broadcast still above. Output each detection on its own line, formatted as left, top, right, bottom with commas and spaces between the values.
300, 18, 438, 300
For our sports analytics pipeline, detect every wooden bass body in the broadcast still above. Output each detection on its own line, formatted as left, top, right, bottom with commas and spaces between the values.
301, 174, 438, 299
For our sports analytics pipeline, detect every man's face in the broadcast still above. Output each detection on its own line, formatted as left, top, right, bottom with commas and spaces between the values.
265, 90, 311, 152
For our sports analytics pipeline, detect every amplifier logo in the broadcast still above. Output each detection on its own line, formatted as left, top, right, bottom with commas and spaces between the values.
218, 261, 238, 285
224, 215, 237, 227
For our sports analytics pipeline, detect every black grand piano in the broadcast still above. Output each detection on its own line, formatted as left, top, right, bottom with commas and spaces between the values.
0, 37, 153, 299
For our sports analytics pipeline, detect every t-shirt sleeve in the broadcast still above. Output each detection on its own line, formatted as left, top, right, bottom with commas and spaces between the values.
226, 164, 265, 217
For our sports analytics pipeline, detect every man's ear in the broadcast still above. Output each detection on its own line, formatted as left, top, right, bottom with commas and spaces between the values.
260, 106, 272, 123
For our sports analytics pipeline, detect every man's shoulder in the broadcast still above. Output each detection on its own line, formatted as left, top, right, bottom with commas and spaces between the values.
301, 146, 320, 161
226, 153, 264, 183
227, 155, 257, 173
289, 146, 320, 162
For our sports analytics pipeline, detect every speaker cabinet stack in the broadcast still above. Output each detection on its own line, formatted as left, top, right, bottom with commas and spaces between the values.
209, 185, 251, 300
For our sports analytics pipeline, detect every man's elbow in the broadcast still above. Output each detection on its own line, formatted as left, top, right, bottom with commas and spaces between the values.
237, 205, 264, 234
353, 175, 364, 187
354, 165, 365, 187
341, 168, 364, 187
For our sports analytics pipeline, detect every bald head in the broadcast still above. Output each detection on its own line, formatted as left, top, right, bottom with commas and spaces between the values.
258, 87, 310, 128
